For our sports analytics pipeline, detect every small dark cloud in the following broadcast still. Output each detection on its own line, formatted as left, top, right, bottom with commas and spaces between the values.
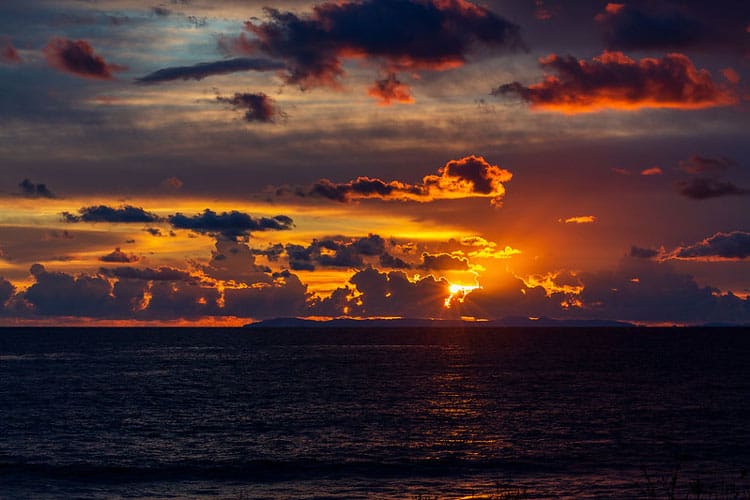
671, 231, 750, 260
676, 178, 748, 200
19, 179, 55, 198
630, 246, 658, 259
168, 209, 294, 240
145, 227, 163, 237
220, 0, 523, 90
63, 205, 161, 223
251, 243, 285, 261
493, 51, 736, 113
136, 58, 285, 84
100, 247, 139, 263
418, 252, 470, 271
215, 93, 286, 123
43, 37, 125, 80
152, 6, 172, 16
379, 252, 411, 269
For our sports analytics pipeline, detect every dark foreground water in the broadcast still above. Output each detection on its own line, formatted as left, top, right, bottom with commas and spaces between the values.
2, 327, 750, 499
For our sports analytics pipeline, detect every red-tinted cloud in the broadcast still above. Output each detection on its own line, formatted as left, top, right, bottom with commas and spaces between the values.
1, 37, 21, 64
368, 73, 414, 105
493, 51, 737, 113
667, 231, 750, 261
43, 37, 125, 80
286, 155, 512, 206
221, 0, 523, 90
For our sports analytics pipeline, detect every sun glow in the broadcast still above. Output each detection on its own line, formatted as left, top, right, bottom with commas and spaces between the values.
444, 283, 480, 308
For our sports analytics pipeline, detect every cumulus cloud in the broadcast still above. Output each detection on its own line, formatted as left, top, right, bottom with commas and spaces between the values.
368, 73, 414, 105
43, 37, 125, 80
168, 209, 293, 240
676, 178, 748, 200
221, 0, 523, 90
216, 93, 286, 123
18, 179, 55, 198
1, 37, 21, 64
668, 231, 750, 261
62, 205, 161, 223
595, 2, 747, 52
283, 234, 387, 271
136, 58, 285, 84
338, 267, 451, 318
286, 155, 512, 206
24, 264, 115, 316
99, 247, 139, 263
493, 51, 736, 113
418, 252, 469, 271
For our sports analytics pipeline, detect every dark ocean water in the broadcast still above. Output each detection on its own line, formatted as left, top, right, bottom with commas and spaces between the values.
1, 327, 750, 499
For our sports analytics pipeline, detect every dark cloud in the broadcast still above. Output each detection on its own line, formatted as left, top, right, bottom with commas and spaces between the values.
62, 205, 161, 223
251, 243, 285, 262
670, 231, 750, 261
216, 93, 286, 123
595, 2, 748, 52
368, 73, 414, 105
18, 179, 55, 198
493, 51, 737, 113
630, 246, 658, 259
136, 58, 286, 84
100, 247, 139, 263
676, 178, 748, 200
284, 235, 387, 271
0, 277, 15, 308
418, 252, 470, 271
24, 264, 114, 316
287, 155, 512, 206
341, 267, 451, 318
99, 266, 193, 281
204, 240, 272, 284
379, 253, 411, 269
223, 270, 310, 319
221, 0, 523, 90
679, 155, 737, 174
1, 37, 21, 64
43, 37, 125, 80
168, 209, 294, 240
151, 6, 172, 17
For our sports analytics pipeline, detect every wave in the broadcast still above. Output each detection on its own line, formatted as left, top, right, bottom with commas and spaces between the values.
0, 456, 557, 483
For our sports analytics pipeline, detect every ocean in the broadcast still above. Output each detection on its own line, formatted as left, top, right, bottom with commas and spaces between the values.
1, 327, 749, 499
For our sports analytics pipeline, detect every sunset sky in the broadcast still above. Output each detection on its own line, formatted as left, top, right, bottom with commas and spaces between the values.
0, 0, 748, 325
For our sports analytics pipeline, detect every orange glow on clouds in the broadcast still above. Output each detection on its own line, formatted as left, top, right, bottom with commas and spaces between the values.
560, 215, 596, 224
444, 283, 480, 308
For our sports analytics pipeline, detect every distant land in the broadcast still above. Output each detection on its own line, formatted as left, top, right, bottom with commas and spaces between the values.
245, 317, 638, 328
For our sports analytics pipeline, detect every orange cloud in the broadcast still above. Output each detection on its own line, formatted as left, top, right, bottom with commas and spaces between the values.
560, 215, 596, 224
493, 51, 737, 113
368, 73, 414, 105
640, 167, 663, 176
285, 155, 512, 206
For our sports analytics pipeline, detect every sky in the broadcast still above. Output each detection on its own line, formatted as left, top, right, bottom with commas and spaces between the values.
0, 0, 749, 325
